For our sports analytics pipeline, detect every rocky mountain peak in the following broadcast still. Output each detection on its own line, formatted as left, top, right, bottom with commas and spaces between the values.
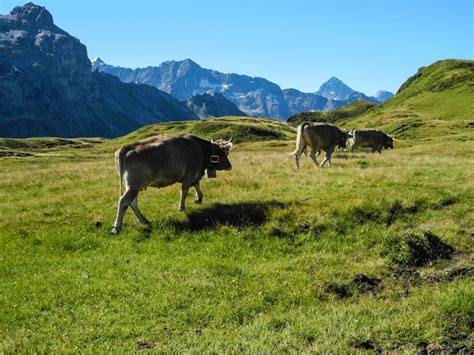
181, 58, 199, 66
177, 58, 200, 74
91, 57, 105, 66
373, 90, 394, 102
326, 76, 344, 84
160, 58, 199, 69
316, 76, 355, 100
0, 2, 197, 138
1, 2, 91, 96
9, 2, 56, 29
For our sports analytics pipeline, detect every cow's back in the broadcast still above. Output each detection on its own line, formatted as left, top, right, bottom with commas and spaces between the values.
303, 123, 344, 150
353, 129, 386, 147
121, 134, 207, 190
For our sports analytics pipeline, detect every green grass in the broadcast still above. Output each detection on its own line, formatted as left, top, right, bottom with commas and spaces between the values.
1, 115, 473, 352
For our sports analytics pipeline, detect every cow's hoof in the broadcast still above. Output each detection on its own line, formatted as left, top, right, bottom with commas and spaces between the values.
194, 198, 202, 204
111, 227, 120, 234
140, 219, 151, 225
178, 207, 185, 212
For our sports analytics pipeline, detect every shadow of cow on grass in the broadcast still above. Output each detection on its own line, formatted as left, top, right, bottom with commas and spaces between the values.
169, 201, 286, 231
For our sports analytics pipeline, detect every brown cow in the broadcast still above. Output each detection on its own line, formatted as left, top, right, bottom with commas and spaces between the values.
291, 122, 351, 168
111, 134, 233, 233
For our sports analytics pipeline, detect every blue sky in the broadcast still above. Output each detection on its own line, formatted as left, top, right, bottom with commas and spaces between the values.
1, 0, 473, 94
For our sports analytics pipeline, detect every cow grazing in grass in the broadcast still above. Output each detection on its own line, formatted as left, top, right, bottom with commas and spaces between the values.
348, 129, 394, 153
111, 134, 233, 234
291, 121, 351, 168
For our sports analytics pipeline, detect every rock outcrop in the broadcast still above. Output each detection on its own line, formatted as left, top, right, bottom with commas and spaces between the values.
0, 3, 197, 138
184, 92, 246, 119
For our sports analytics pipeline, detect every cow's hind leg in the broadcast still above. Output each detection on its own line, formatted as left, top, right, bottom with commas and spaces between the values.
112, 189, 139, 234
178, 183, 191, 211
130, 195, 150, 225
295, 151, 302, 169
295, 143, 306, 169
193, 182, 203, 204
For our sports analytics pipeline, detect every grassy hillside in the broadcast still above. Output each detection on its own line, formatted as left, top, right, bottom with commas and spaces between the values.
0, 115, 473, 352
0, 137, 105, 157
108, 116, 295, 149
342, 60, 474, 141
0, 117, 295, 156
287, 100, 376, 125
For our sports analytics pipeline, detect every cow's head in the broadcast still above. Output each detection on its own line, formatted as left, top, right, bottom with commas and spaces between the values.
384, 136, 394, 149
339, 131, 352, 148
211, 137, 233, 156
344, 129, 355, 146
210, 137, 233, 170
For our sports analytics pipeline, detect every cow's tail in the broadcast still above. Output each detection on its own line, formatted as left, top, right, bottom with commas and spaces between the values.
290, 121, 310, 156
115, 147, 126, 197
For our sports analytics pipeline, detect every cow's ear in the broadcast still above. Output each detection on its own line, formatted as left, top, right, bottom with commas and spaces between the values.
210, 138, 214, 143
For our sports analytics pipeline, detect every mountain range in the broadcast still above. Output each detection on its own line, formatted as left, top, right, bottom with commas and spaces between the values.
0, 3, 197, 138
0, 2, 394, 138
92, 58, 394, 119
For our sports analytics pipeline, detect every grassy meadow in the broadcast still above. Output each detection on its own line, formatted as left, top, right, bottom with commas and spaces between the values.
0, 115, 473, 352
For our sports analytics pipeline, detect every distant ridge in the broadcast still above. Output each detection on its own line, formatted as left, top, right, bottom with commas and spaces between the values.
92, 58, 393, 119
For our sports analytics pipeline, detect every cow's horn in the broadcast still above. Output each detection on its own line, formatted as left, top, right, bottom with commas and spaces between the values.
211, 137, 214, 143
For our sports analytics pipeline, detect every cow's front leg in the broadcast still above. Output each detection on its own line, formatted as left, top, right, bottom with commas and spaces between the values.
193, 182, 203, 204
320, 150, 333, 167
309, 148, 319, 167
112, 189, 139, 234
178, 183, 191, 211
350, 142, 357, 153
